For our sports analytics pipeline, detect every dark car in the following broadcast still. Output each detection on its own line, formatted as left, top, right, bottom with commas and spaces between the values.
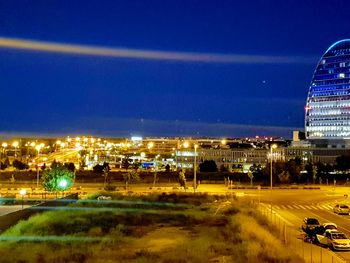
302, 217, 320, 232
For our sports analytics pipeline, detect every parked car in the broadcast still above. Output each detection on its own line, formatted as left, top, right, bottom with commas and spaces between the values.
97, 195, 112, 200
302, 217, 320, 232
333, 204, 350, 215
323, 223, 337, 230
317, 229, 350, 251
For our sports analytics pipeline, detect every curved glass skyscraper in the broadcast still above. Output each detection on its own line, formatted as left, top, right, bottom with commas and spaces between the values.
305, 39, 350, 140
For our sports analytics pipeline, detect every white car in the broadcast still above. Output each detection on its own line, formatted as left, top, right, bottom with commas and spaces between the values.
333, 204, 350, 215
317, 229, 350, 251
323, 223, 337, 230
97, 195, 112, 200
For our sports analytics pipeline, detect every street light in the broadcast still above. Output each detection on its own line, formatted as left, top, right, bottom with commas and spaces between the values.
270, 144, 278, 190
269, 144, 277, 214
194, 144, 198, 193
35, 144, 44, 188
183, 142, 198, 192
12, 141, 19, 158
147, 142, 154, 150
1, 142, 7, 158
183, 141, 189, 148
19, 189, 26, 209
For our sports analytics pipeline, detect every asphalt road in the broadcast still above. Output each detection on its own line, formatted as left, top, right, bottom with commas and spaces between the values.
0, 205, 30, 216
256, 187, 350, 262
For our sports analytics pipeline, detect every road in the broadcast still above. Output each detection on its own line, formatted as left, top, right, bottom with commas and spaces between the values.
256, 187, 350, 262
0, 205, 30, 216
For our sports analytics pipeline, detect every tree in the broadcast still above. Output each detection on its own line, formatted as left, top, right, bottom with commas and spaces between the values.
64, 162, 76, 173
220, 164, 228, 172
199, 160, 218, 172
336, 155, 350, 172
0, 161, 7, 170
123, 171, 140, 189
247, 171, 254, 186
285, 159, 301, 183
178, 170, 186, 190
12, 159, 28, 170
93, 162, 109, 174
4, 157, 10, 167
153, 171, 158, 188
121, 156, 131, 171
51, 160, 63, 169
103, 165, 114, 191
132, 161, 140, 171
42, 167, 74, 192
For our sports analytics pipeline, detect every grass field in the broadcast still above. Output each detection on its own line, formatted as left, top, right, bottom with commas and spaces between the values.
0, 192, 303, 263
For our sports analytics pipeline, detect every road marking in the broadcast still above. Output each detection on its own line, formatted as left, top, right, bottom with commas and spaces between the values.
274, 205, 281, 210
304, 205, 313, 209
286, 205, 294, 209
326, 205, 333, 209
310, 205, 319, 210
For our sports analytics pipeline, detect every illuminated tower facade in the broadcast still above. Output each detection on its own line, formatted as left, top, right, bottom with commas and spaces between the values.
305, 40, 350, 142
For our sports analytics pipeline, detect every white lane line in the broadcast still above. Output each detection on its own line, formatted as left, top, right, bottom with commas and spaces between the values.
321, 205, 332, 210
310, 205, 319, 210
291, 205, 300, 209
286, 205, 294, 209
304, 205, 313, 209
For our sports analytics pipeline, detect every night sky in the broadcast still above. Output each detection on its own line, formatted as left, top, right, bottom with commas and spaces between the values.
0, 0, 350, 138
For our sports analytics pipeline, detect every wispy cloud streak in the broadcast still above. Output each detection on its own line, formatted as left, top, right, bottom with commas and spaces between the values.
0, 37, 316, 64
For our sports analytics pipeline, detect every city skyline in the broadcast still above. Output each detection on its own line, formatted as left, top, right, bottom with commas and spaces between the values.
1, 1, 350, 138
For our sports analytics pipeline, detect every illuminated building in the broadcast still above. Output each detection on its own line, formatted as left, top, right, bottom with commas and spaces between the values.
305, 39, 350, 144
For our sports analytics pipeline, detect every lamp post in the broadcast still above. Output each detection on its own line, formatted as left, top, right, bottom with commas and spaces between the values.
194, 144, 198, 193
1, 142, 7, 158
35, 144, 43, 188
270, 144, 277, 190
270, 144, 277, 213
12, 141, 19, 158
19, 189, 26, 209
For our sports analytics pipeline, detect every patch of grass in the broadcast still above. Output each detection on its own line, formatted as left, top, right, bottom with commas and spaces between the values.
0, 193, 303, 263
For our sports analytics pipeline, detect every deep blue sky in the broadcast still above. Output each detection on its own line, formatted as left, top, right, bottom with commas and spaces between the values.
0, 0, 350, 138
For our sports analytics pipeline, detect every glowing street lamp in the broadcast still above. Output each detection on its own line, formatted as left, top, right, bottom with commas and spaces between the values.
147, 142, 154, 150
35, 144, 44, 188
194, 144, 198, 193
183, 141, 189, 148
12, 141, 19, 158
270, 144, 278, 191
19, 189, 26, 209
2, 142, 7, 157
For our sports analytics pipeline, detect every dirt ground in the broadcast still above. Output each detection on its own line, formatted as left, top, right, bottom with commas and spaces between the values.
122, 226, 190, 254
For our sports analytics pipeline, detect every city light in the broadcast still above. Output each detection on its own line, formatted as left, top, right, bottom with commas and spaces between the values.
147, 142, 154, 149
